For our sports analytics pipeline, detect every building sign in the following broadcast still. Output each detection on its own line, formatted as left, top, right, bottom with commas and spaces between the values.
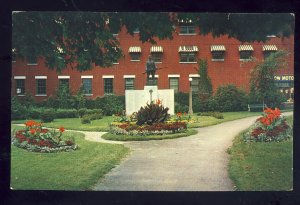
274, 75, 294, 81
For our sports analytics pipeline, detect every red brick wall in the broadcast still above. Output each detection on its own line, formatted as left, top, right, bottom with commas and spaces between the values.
12, 25, 294, 102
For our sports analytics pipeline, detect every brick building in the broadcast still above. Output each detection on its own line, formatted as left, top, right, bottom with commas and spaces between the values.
12, 24, 294, 102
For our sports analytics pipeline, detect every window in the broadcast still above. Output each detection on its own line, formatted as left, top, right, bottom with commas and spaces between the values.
128, 46, 141, 61
238, 45, 254, 61
27, 56, 38, 65
82, 78, 92, 95
239, 51, 253, 61
211, 51, 225, 61
130, 53, 141, 61
151, 53, 163, 63
125, 78, 135, 90
150, 46, 163, 62
169, 78, 179, 93
59, 79, 69, 88
180, 53, 196, 63
104, 78, 113, 94
16, 79, 25, 95
36, 79, 46, 95
262, 45, 277, 59
211, 45, 226, 61
191, 78, 200, 93
179, 25, 196, 34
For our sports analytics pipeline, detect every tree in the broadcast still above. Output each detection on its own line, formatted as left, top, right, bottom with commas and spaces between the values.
197, 59, 213, 100
12, 12, 294, 73
249, 50, 287, 108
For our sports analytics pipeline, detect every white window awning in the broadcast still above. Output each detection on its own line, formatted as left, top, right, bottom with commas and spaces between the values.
128, 46, 141, 53
239, 45, 254, 51
178, 46, 198, 52
262, 45, 278, 51
150, 46, 163, 53
211, 45, 226, 52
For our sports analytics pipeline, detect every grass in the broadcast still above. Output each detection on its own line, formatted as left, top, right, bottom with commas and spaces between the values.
11, 116, 114, 132
10, 125, 129, 190
102, 128, 198, 141
228, 115, 293, 191
189, 111, 262, 128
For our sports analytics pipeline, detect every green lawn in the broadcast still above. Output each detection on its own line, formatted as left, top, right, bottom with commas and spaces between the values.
10, 125, 129, 190
102, 128, 198, 141
228, 116, 293, 191
189, 111, 263, 128
12, 116, 114, 132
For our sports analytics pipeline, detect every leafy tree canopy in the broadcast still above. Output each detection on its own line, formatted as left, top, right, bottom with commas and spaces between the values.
12, 12, 294, 72
249, 50, 287, 107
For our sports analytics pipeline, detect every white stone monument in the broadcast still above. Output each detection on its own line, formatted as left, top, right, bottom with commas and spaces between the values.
125, 85, 175, 115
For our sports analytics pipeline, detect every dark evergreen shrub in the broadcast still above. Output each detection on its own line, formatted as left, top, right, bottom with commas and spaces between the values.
40, 111, 55, 122
94, 95, 124, 116
55, 109, 78, 118
214, 84, 248, 112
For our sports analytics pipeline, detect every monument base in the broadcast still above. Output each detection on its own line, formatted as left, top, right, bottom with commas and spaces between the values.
125, 86, 174, 115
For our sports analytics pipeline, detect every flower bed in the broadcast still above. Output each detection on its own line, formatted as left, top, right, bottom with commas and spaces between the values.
110, 122, 187, 136
244, 108, 292, 142
12, 120, 78, 152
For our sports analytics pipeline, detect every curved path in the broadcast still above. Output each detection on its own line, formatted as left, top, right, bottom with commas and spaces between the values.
93, 112, 293, 191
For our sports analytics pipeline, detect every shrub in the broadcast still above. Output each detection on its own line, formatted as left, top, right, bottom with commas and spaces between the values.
27, 108, 43, 119
12, 120, 78, 152
175, 102, 189, 113
55, 109, 78, 118
174, 92, 189, 106
81, 115, 91, 124
43, 95, 59, 108
136, 100, 170, 126
87, 113, 103, 121
17, 93, 36, 108
11, 96, 29, 120
40, 110, 55, 123
94, 95, 124, 116
214, 84, 248, 112
87, 109, 103, 115
77, 108, 88, 118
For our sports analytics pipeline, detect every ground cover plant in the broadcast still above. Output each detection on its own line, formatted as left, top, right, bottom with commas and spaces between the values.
11, 124, 129, 190
12, 120, 77, 153
228, 114, 293, 191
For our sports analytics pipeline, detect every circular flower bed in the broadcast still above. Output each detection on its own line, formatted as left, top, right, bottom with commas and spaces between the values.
244, 108, 292, 142
110, 122, 187, 136
12, 120, 78, 153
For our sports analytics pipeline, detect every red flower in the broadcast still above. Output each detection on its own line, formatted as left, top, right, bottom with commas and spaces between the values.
156, 99, 161, 105
273, 108, 281, 117
25, 120, 36, 127
41, 129, 49, 133
30, 129, 36, 135
59, 127, 65, 133
177, 112, 182, 117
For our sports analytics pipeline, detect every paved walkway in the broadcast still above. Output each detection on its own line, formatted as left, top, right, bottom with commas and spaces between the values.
92, 112, 293, 191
